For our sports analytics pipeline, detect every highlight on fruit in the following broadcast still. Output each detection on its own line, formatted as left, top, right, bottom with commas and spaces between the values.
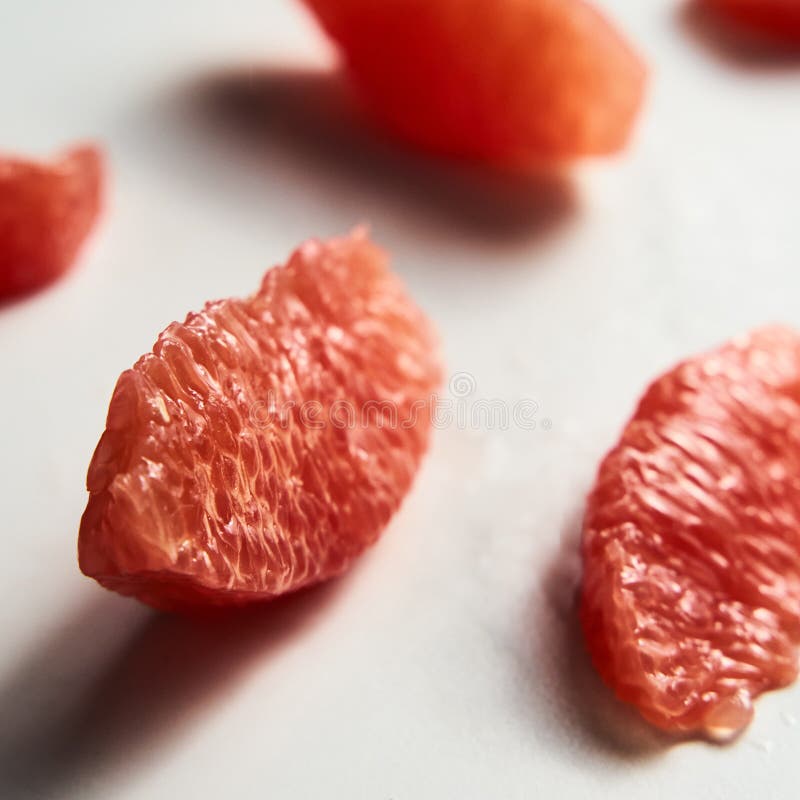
0, 144, 103, 299
78, 230, 442, 612
580, 326, 800, 741
300, 0, 648, 165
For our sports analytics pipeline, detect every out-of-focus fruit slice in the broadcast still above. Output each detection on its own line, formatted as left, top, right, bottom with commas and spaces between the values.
581, 327, 800, 740
300, 0, 647, 165
0, 145, 103, 299
704, 0, 800, 44
79, 231, 442, 611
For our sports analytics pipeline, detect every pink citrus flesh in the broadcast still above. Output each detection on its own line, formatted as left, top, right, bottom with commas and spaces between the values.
705, 0, 800, 44
79, 231, 442, 611
301, 0, 647, 165
0, 145, 103, 299
582, 327, 800, 740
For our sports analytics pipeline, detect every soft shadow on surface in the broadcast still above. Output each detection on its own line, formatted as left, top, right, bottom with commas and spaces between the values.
679, 1, 800, 69
156, 66, 577, 245
521, 511, 674, 760
0, 582, 342, 800
0, 289, 42, 313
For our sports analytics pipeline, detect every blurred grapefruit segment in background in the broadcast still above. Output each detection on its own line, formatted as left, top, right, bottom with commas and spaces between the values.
299, 0, 647, 165
704, 0, 800, 44
79, 230, 442, 611
0, 145, 103, 299
581, 327, 800, 740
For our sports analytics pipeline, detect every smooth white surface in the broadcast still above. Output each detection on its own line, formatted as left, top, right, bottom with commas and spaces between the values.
1, 1, 800, 798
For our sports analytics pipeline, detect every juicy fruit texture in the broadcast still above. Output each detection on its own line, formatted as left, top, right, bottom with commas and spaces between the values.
79, 231, 442, 611
581, 327, 800, 740
0, 145, 103, 299
705, 0, 800, 44
301, 0, 647, 164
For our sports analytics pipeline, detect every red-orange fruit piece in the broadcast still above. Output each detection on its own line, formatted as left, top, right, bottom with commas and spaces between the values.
300, 0, 647, 165
705, 0, 800, 44
0, 145, 103, 299
79, 231, 442, 611
581, 327, 800, 740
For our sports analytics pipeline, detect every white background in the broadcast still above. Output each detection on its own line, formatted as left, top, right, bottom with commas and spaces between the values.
1, 1, 799, 797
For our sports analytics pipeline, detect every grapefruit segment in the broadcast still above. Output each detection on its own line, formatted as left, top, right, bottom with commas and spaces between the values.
704, 0, 800, 44
79, 231, 442, 611
0, 145, 103, 299
300, 0, 647, 164
581, 327, 800, 739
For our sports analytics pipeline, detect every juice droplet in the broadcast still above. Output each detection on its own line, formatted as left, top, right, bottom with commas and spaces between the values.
703, 691, 754, 743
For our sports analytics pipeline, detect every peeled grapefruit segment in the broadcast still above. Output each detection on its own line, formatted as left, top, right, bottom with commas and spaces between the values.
79, 231, 442, 611
704, 0, 800, 44
581, 327, 800, 740
299, 0, 647, 165
0, 145, 103, 299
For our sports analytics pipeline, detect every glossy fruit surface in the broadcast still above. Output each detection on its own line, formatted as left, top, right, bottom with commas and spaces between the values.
706, 0, 800, 44
301, 0, 647, 164
0, 145, 103, 299
79, 231, 442, 611
581, 327, 800, 740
